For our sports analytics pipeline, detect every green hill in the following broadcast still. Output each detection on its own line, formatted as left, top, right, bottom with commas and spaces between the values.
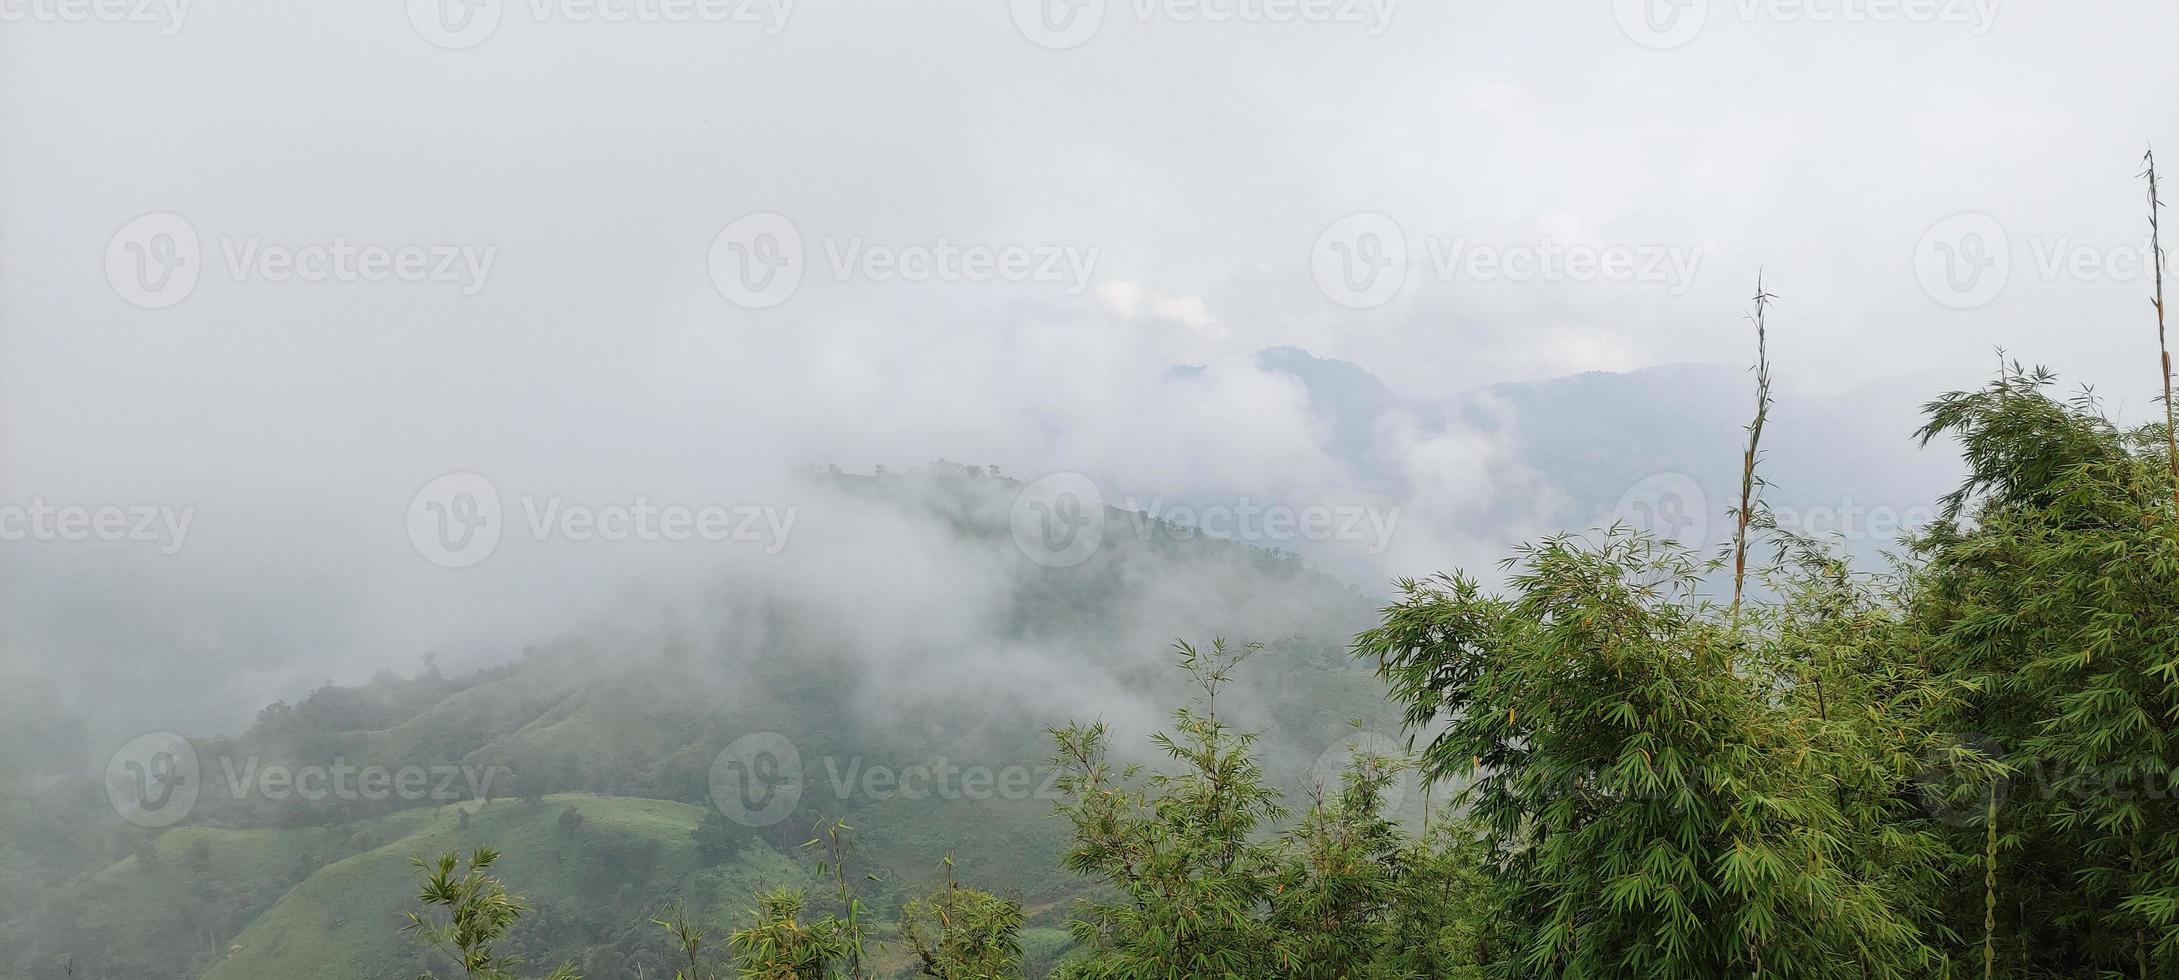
205, 795, 808, 980
0, 466, 1392, 979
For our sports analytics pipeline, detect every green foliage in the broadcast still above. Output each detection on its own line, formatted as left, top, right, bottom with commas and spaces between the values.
1909, 368, 2179, 974
723, 818, 878, 980
1372, 818, 1500, 978
1356, 530, 1939, 977
402, 847, 581, 980
655, 905, 721, 980
1046, 640, 1492, 979
727, 888, 851, 980
899, 856, 1026, 979
1046, 640, 1290, 978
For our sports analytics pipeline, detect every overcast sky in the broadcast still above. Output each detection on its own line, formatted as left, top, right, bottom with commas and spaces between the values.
4, 1, 2175, 732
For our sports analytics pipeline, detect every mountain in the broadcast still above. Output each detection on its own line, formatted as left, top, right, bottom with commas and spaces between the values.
0, 354, 1972, 979
1254, 348, 1962, 569
0, 466, 1392, 980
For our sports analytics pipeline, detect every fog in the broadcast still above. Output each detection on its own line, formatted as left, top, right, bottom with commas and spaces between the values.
4, 0, 2174, 746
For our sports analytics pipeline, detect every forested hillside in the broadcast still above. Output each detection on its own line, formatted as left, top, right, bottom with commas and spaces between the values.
0, 467, 1395, 979
4, 358, 2172, 978
400, 366, 2171, 979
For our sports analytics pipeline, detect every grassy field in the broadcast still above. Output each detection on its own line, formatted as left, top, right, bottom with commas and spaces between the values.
203, 795, 808, 980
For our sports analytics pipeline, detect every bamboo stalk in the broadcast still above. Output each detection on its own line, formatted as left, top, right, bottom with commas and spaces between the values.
2144, 150, 2179, 511
1984, 785, 1998, 980
1730, 274, 1776, 631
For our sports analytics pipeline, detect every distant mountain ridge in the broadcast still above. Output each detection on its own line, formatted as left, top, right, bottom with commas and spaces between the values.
1249, 347, 1961, 563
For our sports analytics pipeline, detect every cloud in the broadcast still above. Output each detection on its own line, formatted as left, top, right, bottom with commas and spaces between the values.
0, 1, 2155, 741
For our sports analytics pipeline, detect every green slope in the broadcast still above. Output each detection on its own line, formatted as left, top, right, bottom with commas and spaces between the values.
205, 794, 808, 980
3, 809, 441, 979
4, 467, 1392, 979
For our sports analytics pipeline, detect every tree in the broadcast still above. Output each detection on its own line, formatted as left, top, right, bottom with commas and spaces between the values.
1265, 740, 1413, 977
899, 855, 1024, 979
1355, 531, 1938, 977
1909, 367, 2179, 974
654, 905, 720, 980
1048, 640, 1287, 978
727, 888, 848, 980
401, 848, 579, 980
725, 819, 874, 980
1046, 640, 1491, 979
